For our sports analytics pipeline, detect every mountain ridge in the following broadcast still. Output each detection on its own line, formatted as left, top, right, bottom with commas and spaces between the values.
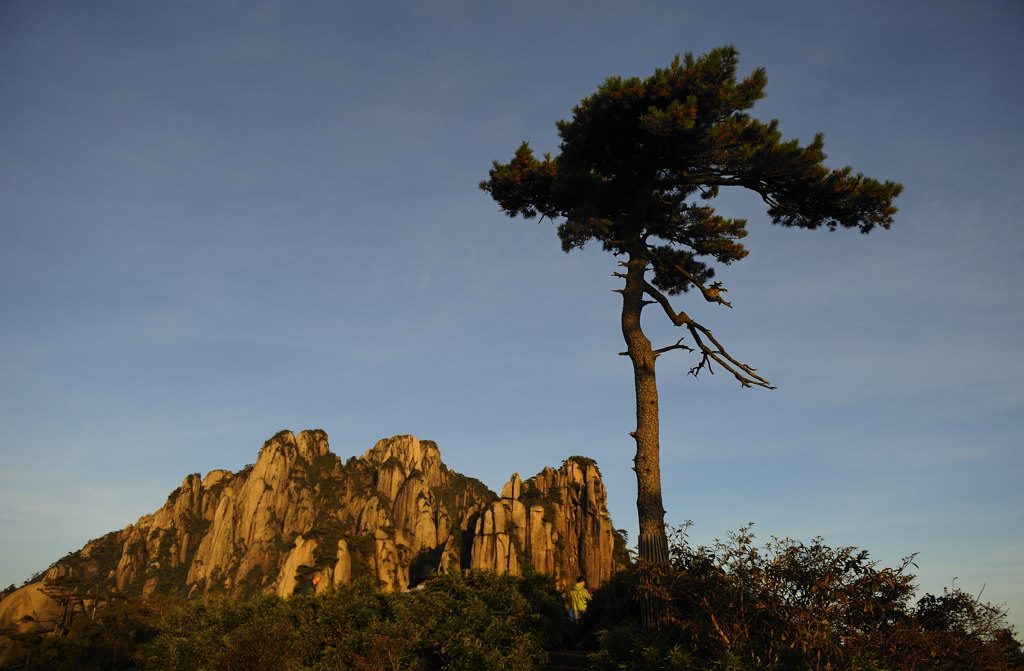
0, 430, 627, 647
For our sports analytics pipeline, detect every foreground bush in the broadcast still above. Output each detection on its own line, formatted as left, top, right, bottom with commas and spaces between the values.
140, 571, 555, 670
4, 535, 1020, 670
0, 596, 159, 671
1, 570, 562, 670
584, 525, 1024, 671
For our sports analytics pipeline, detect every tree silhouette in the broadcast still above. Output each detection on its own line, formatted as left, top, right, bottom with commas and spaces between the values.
481, 46, 902, 625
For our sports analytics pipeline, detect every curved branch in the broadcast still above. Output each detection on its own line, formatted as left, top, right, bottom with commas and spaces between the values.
647, 247, 733, 308
652, 338, 694, 357
642, 280, 774, 389
641, 280, 690, 327
685, 320, 775, 389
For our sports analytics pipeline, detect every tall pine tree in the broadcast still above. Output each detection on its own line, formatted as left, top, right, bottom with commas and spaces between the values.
481, 46, 901, 626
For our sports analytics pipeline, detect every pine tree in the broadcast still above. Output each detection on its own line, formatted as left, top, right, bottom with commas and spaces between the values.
481, 46, 902, 626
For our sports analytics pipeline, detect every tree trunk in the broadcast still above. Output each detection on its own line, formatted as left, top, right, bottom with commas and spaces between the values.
621, 254, 670, 628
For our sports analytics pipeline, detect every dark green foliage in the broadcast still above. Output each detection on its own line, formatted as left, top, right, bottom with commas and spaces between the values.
3, 571, 560, 670
585, 526, 1024, 671
481, 46, 902, 296
3, 551, 1020, 670
516, 570, 577, 650
383, 571, 550, 670
306, 452, 340, 481
886, 590, 1024, 671
566, 455, 599, 471
141, 594, 303, 671
306, 514, 352, 569
433, 472, 498, 521
0, 597, 159, 671
141, 571, 554, 671
265, 429, 295, 449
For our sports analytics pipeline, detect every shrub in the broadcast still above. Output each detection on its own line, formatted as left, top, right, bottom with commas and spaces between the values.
387, 570, 548, 671
141, 594, 303, 671
586, 525, 1024, 671
138, 571, 553, 670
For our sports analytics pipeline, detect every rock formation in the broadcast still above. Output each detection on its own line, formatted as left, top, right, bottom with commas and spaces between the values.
0, 430, 627, 655
469, 457, 619, 588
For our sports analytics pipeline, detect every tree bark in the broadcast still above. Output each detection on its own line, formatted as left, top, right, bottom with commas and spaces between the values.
621, 253, 670, 628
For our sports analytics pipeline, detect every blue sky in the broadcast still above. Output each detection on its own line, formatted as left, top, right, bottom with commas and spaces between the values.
2, 0, 1022, 630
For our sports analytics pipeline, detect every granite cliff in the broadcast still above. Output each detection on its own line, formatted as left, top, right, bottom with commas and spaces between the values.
0, 430, 627, 646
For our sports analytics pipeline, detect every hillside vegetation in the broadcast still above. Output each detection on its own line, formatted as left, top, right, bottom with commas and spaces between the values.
2, 528, 1020, 670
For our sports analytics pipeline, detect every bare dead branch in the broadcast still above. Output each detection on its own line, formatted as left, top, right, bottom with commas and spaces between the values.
653, 338, 694, 357
640, 279, 774, 389
686, 320, 775, 389
641, 279, 687, 327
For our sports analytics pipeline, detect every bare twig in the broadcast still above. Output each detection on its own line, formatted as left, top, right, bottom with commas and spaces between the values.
641, 279, 775, 389
653, 338, 694, 357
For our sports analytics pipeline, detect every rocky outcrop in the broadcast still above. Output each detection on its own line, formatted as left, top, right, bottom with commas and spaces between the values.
469, 458, 620, 588
0, 431, 628, 652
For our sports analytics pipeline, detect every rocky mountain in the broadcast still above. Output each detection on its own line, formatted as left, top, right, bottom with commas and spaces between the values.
0, 430, 628, 643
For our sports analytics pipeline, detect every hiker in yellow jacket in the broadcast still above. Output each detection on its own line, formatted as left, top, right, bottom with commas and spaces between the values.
568, 576, 591, 623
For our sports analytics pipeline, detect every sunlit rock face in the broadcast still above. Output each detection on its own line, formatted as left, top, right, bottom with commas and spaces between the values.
0, 431, 628, 647
470, 459, 620, 589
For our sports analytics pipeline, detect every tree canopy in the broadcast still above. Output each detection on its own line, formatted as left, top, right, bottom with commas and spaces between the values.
483, 45, 900, 310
